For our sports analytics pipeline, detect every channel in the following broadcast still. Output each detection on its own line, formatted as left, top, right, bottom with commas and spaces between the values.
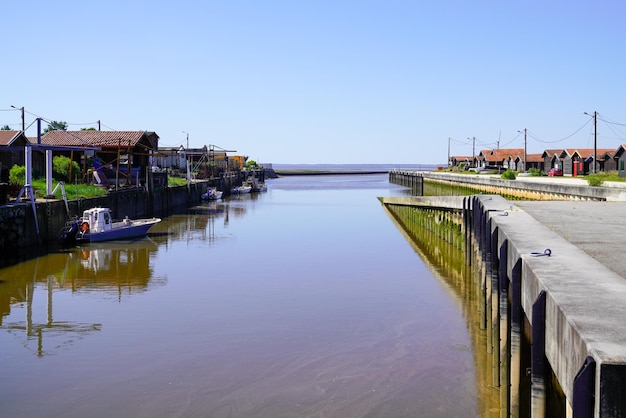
0, 173, 498, 417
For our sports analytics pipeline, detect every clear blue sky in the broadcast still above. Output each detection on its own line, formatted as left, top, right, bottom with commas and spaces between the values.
3, 1, 626, 164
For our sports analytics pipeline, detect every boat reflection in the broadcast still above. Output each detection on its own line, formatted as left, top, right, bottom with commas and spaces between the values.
0, 238, 162, 356
69, 238, 161, 291
1, 197, 249, 357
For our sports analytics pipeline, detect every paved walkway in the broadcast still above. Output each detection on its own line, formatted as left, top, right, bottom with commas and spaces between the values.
516, 199, 626, 280
495, 173, 626, 189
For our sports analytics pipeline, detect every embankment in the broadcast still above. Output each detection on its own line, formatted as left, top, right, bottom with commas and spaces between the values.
382, 194, 626, 416
0, 181, 209, 252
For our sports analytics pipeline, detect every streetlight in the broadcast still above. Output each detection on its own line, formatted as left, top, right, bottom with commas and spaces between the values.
584, 112, 597, 173
10, 105, 24, 132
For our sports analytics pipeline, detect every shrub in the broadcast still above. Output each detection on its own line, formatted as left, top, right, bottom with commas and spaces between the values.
9, 164, 25, 186
528, 167, 544, 177
501, 169, 516, 180
587, 174, 604, 187
53, 155, 81, 182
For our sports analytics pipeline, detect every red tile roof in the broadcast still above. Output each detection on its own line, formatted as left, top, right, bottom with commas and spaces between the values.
541, 149, 563, 158
0, 130, 20, 146
39, 130, 157, 148
569, 148, 615, 159
479, 148, 525, 162
526, 153, 544, 162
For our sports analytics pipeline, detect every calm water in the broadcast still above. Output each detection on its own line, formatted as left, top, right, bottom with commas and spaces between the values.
0, 174, 480, 417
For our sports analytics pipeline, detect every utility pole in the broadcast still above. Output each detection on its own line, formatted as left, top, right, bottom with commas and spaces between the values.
593, 111, 597, 174
447, 137, 450, 167
524, 128, 527, 172
585, 111, 598, 173
469, 136, 475, 167
11, 105, 24, 132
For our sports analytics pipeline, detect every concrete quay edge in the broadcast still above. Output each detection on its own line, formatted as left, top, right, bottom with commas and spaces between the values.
403, 171, 626, 201
382, 193, 626, 411
478, 195, 626, 402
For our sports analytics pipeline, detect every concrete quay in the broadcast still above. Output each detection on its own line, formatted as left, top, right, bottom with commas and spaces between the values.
516, 200, 626, 281
390, 170, 626, 201
478, 195, 626, 417
381, 193, 626, 417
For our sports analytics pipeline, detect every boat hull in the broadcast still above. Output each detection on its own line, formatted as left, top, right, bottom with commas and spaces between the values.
78, 218, 161, 243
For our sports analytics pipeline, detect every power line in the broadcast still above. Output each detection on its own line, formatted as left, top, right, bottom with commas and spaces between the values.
500, 131, 523, 148
66, 121, 101, 127
598, 114, 626, 127
527, 118, 592, 144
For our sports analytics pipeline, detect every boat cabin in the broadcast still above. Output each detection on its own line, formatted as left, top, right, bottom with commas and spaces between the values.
80, 208, 127, 233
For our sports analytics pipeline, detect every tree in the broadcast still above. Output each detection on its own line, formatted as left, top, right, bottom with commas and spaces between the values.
1, 125, 10, 130
43, 120, 68, 134
81, 127, 96, 131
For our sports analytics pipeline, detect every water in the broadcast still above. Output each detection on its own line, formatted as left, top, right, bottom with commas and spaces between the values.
0, 174, 480, 417
269, 163, 441, 172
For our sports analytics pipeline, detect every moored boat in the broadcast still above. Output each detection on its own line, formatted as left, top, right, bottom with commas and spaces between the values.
244, 176, 267, 192
60, 207, 161, 244
201, 187, 223, 200
231, 185, 252, 194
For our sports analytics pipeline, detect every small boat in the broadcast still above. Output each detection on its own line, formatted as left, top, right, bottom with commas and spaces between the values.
231, 185, 252, 194
60, 207, 161, 244
201, 187, 223, 200
244, 177, 267, 192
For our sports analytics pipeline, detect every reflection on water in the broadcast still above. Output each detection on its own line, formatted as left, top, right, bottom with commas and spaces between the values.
0, 175, 493, 417
384, 203, 501, 417
0, 238, 164, 356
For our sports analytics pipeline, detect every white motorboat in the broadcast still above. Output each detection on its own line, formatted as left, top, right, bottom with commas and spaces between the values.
201, 187, 223, 200
231, 185, 252, 194
60, 207, 161, 244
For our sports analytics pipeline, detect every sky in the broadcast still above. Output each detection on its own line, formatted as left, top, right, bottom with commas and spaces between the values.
3, 1, 626, 164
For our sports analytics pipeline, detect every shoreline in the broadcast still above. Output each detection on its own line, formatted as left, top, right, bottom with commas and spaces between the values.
274, 170, 389, 176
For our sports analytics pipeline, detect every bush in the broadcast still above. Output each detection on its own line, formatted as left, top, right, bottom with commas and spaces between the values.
501, 169, 516, 180
528, 167, 545, 177
9, 164, 25, 186
53, 155, 81, 182
587, 174, 604, 187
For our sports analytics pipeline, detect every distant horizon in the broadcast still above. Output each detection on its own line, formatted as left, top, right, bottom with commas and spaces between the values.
267, 162, 444, 169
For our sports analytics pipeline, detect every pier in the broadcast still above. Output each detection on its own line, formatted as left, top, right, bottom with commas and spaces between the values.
381, 192, 626, 417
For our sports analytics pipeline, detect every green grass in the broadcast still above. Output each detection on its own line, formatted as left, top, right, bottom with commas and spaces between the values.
582, 172, 626, 182
168, 177, 187, 186
30, 178, 107, 199
26, 176, 189, 199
